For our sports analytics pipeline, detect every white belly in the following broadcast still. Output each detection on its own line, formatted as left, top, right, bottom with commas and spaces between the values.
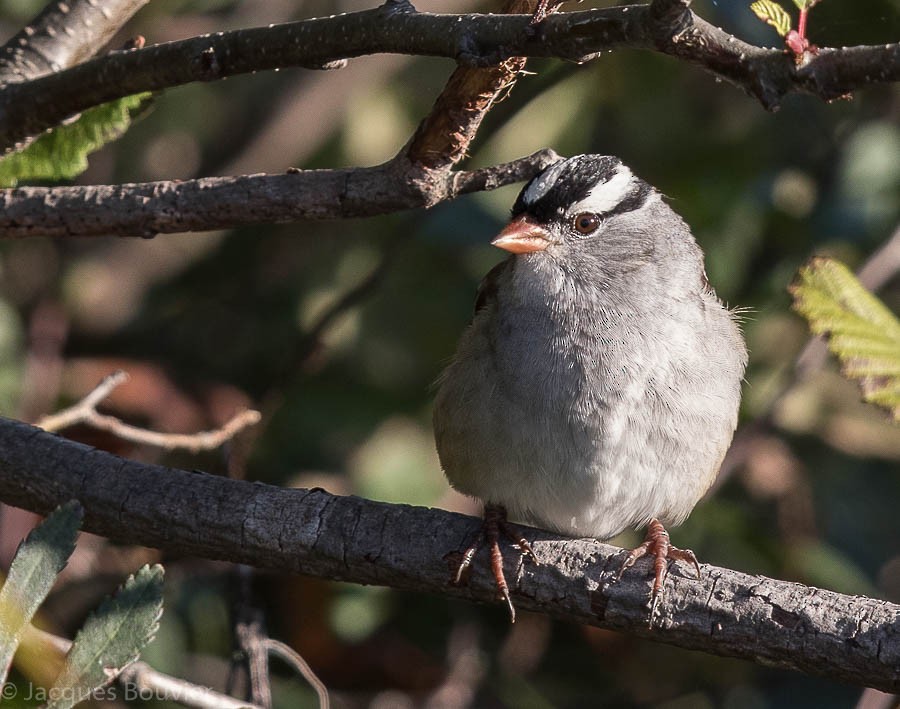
433, 306, 739, 540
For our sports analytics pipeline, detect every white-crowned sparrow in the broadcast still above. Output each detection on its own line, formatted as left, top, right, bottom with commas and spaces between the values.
433, 154, 747, 620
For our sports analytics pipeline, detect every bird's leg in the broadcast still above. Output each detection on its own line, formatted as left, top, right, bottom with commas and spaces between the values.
451, 504, 537, 623
617, 519, 701, 620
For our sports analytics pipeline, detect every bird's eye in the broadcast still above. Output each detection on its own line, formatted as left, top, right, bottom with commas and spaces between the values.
573, 213, 601, 235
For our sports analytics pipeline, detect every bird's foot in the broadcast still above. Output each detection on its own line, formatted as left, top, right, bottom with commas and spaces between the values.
617, 519, 700, 623
451, 504, 537, 623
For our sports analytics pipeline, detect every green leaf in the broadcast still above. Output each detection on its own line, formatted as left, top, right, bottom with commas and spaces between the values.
0, 93, 152, 187
46, 564, 164, 709
0, 501, 82, 684
790, 257, 900, 422
750, 0, 793, 36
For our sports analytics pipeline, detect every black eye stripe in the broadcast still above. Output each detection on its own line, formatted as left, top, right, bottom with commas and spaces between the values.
603, 181, 653, 219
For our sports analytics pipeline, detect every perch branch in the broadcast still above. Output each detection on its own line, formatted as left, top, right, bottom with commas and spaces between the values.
0, 417, 897, 692
0, 2, 898, 152
35, 370, 261, 453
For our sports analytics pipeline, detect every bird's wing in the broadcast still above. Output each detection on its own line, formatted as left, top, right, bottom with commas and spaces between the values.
474, 259, 512, 315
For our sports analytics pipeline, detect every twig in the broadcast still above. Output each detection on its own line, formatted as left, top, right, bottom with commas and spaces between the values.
35, 370, 261, 453
119, 662, 263, 709
230, 565, 272, 709
263, 639, 330, 709
0, 3, 898, 152
0, 417, 898, 693
0, 150, 560, 239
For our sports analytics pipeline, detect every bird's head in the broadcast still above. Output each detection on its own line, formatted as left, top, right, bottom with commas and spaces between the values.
493, 155, 681, 280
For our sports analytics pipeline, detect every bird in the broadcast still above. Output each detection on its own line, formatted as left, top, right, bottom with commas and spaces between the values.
432, 154, 747, 621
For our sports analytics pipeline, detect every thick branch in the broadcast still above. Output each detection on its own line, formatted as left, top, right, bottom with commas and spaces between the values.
0, 0, 148, 84
0, 150, 560, 238
1, 2, 898, 152
0, 416, 897, 691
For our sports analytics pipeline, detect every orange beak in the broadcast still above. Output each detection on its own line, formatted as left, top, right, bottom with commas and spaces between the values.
491, 215, 551, 254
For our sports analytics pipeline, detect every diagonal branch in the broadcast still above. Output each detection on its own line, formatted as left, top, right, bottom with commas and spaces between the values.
0, 149, 560, 239
406, 0, 539, 169
0, 416, 897, 692
0, 2, 897, 152
0, 0, 149, 84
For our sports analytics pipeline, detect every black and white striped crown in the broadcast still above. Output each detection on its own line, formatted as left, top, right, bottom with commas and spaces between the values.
512, 155, 654, 223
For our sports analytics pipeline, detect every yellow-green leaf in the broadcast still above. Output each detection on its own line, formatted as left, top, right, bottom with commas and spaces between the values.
790, 257, 900, 422
0, 93, 152, 188
750, 0, 793, 36
0, 501, 82, 684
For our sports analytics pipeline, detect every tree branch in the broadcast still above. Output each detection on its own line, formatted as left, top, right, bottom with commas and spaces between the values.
1, 2, 897, 153
406, 0, 538, 169
0, 417, 897, 692
0, 150, 560, 239
0, 0, 149, 84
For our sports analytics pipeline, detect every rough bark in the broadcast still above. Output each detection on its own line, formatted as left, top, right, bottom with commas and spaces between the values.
1, 2, 898, 152
0, 417, 897, 692
0, 0, 148, 84
0, 151, 559, 238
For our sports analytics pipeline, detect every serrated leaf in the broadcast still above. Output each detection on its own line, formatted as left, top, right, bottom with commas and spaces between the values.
0, 501, 82, 683
750, 0, 793, 36
46, 564, 164, 709
790, 257, 900, 422
0, 93, 152, 188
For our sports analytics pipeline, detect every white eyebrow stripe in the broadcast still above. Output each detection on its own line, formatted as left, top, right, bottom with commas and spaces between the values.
523, 159, 570, 204
565, 165, 634, 216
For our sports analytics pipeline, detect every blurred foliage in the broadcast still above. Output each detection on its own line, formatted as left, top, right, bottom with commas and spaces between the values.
0, 0, 898, 707
0, 94, 153, 188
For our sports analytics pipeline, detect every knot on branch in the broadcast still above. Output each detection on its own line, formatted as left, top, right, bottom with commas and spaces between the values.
195, 46, 222, 81
379, 0, 416, 18
648, 0, 694, 48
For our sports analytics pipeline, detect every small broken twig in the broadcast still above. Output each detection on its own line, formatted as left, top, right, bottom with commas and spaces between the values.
36, 370, 261, 453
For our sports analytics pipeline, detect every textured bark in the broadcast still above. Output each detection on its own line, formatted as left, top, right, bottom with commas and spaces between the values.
1, 2, 898, 152
0, 0, 148, 84
407, 0, 536, 169
0, 416, 897, 691
0, 150, 559, 238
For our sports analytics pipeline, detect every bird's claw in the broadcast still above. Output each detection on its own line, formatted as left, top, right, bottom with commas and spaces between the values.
617, 519, 700, 626
450, 504, 537, 623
